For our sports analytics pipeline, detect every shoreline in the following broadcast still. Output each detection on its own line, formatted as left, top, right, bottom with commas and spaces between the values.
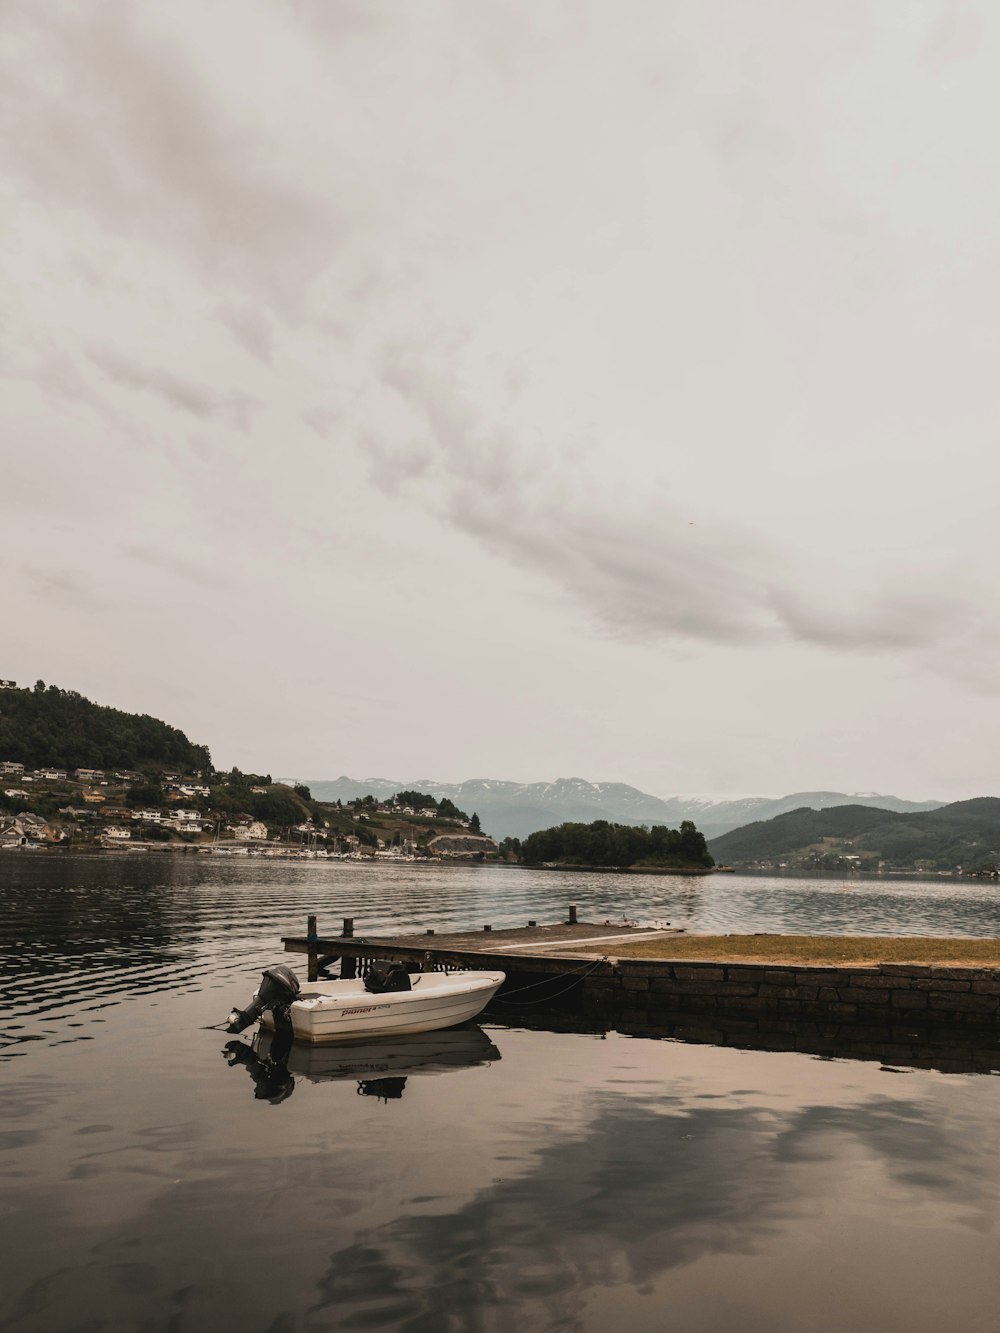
526, 862, 714, 876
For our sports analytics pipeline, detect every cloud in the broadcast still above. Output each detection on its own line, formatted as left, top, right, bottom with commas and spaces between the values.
123, 544, 229, 590
217, 306, 273, 365
20, 565, 104, 610
88, 347, 255, 428
0, 1, 347, 293
373, 346, 975, 658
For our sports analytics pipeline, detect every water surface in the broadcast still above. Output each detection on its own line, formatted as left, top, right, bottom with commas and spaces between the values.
2, 855, 1000, 1331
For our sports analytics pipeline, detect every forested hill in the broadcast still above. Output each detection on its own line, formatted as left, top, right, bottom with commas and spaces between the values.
0, 683, 211, 774
520, 819, 715, 870
709, 799, 1000, 872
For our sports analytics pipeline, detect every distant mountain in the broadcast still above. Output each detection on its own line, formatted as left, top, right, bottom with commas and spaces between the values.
301, 776, 681, 841
672, 790, 943, 840
298, 777, 943, 842
709, 798, 1000, 872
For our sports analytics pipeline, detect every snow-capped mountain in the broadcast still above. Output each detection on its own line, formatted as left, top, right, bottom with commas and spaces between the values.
297, 776, 943, 842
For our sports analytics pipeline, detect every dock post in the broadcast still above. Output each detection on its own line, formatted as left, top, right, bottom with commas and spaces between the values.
341, 917, 356, 980
568, 904, 578, 925
307, 914, 318, 983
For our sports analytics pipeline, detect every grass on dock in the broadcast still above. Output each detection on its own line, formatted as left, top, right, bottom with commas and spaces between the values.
577, 934, 1000, 967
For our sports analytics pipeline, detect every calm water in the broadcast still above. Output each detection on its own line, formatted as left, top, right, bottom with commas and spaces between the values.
3, 854, 1000, 1331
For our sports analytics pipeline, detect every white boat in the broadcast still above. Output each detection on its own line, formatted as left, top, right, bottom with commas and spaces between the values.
243, 967, 505, 1044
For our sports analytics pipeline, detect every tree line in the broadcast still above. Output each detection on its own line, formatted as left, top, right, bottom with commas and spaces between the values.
0, 683, 212, 773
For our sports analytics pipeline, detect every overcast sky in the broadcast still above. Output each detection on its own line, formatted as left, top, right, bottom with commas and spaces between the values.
2, 1, 998, 800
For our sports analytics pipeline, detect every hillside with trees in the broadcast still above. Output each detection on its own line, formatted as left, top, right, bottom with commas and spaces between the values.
520, 819, 714, 870
0, 682, 211, 774
709, 799, 1000, 873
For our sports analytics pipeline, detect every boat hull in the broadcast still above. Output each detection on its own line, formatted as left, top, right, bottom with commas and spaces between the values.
260, 969, 505, 1044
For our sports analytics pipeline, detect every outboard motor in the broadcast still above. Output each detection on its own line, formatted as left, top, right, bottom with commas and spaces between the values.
226, 963, 301, 1034
364, 960, 412, 994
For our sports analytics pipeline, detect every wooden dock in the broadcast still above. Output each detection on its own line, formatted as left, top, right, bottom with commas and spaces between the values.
282, 907, 684, 981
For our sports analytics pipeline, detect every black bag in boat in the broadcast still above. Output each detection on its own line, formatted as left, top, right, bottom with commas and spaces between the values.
364, 960, 412, 994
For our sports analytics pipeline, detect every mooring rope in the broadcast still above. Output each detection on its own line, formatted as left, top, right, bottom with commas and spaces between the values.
489, 954, 610, 1006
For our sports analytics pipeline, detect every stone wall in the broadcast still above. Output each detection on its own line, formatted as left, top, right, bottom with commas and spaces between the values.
584, 956, 1000, 1033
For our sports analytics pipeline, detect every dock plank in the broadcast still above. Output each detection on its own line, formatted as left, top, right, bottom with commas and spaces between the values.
281, 919, 661, 975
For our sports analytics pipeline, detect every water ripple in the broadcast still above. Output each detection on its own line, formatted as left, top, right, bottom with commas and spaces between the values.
2, 854, 1000, 1052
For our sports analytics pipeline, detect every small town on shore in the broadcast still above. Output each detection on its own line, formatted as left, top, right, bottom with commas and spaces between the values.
0, 680, 718, 870
0, 758, 496, 861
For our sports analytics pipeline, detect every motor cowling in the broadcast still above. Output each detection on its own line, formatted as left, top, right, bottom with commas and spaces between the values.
226, 963, 301, 1033
364, 960, 412, 994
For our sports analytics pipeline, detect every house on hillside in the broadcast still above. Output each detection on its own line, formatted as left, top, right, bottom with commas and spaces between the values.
103, 826, 132, 842
1, 813, 56, 845
0, 821, 27, 848
75, 769, 104, 783
233, 820, 268, 841
0, 761, 24, 777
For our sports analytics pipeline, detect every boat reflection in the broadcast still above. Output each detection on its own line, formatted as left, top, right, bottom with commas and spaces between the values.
223, 1023, 501, 1105
224, 1029, 297, 1104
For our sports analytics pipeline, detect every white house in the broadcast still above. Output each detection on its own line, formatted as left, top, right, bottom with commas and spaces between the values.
103, 826, 132, 841
134, 809, 162, 824
75, 769, 104, 783
0, 761, 24, 776
233, 820, 268, 841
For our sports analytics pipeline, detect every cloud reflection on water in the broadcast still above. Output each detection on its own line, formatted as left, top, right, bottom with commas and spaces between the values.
307, 1085, 999, 1330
